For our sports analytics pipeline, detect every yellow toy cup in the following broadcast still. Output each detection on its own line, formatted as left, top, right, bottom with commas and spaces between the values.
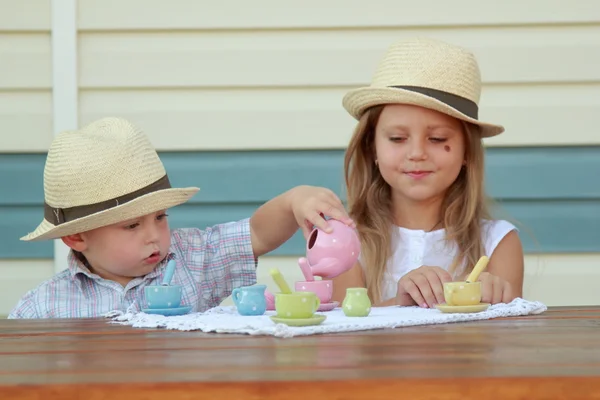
443, 281, 482, 306
274, 292, 320, 319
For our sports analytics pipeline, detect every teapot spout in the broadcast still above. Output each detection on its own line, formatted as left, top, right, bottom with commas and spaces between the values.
310, 258, 353, 279
298, 257, 315, 281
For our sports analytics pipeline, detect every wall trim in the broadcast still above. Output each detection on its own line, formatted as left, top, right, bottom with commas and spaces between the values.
51, 0, 78, 273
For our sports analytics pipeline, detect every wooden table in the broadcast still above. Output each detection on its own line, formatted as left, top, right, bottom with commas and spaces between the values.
1, 306, 600, 399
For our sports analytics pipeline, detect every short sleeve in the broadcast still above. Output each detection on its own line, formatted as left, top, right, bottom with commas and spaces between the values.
483, 219, 518, 258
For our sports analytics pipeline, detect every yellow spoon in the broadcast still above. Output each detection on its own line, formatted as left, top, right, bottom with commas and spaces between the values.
466, 256, 490, 283
269, 268, 292, 294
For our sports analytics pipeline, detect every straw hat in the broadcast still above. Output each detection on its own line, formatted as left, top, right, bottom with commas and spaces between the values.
342, 37, 504, 137
22, 117, 199, 241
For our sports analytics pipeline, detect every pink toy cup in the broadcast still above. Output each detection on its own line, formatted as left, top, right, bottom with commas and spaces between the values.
294, 280, 333, 303
264, 289, 276, 310
304, 219, 361, 279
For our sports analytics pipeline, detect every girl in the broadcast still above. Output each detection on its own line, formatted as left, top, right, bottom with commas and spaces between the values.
332, 37, 524, 308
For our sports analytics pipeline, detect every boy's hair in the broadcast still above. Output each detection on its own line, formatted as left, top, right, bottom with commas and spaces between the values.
343, 105, 491, 304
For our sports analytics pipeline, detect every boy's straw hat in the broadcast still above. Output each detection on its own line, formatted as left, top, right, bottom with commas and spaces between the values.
21, 117, 199, 241
342, 37, 504, 137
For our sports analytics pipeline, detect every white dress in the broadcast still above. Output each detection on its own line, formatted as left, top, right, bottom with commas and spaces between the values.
361, 219, 518, 302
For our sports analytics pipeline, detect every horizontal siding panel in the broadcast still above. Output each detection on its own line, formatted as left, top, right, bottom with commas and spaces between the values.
253, 255, 600, 307
0, 0, 51, 31
3, 149, 599, 204
80, 83, 600, 150
1, 206, 53, 258
493, 200, 600, 253
0, 91, 53, 152
79, 26, 600, 88
4, 201, 599, 258
521, 254, 600, 307
482, 84, 600, 147
79, 88, 353, 150
0, 155, 44, 205
2, 148, 599, 258
486, 147, 600, 200
77, 0, 600, 30
2, 256, 599, 314
0, 259, 55, 316
0, 34, 51, 89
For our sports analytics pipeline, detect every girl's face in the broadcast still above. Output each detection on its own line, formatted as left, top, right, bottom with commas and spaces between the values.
374, 104, 466, 204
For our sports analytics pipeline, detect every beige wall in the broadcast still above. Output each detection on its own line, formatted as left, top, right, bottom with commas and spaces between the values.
0, 0, 52, 152
3, 1, 600, 152
1, 0, 599, 314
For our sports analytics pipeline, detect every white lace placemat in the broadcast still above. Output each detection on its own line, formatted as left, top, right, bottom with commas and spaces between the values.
104, 298, 547, 338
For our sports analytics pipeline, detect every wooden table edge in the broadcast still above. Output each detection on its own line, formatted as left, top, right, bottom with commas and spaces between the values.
2, 376, 599, 399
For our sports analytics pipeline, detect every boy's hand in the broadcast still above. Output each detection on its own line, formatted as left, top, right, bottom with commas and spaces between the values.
288, 185, 355, 238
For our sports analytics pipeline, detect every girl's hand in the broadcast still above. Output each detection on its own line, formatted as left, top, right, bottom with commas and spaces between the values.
478, 272, 514, 304
288, 185, 354, 238
396, 266, 452, 308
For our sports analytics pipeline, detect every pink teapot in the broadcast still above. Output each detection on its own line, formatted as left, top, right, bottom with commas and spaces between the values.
264, 219, 360, 310
301, 219, 361, 279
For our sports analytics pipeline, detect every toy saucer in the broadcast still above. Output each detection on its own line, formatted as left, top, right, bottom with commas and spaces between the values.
270, 314, 326, 326
435, 303, 490, 314
142, 305, 192, 316
317, 301, 339, 311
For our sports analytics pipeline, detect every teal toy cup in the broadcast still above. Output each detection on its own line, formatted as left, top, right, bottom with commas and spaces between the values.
144, 285, 182, 309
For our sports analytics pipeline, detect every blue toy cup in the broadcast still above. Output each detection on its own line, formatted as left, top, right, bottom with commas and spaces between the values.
144, 285, 182, 309
232, 284, 267, 316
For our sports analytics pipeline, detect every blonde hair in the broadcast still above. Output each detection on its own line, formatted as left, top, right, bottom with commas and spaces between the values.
343, 105, 492, 303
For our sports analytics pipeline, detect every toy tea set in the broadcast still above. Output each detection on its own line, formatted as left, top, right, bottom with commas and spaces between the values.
435, 255, 492, 313
143, 220, 494, 324
246, 219, 494, 325
142, 260, 192, 316
233, 219, 370, 326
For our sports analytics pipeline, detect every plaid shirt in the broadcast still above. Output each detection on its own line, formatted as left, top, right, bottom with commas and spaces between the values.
8, 218, 257, 319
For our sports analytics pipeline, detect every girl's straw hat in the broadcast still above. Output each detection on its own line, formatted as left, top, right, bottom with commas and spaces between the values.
21, 117, 199, 241
342, 37, 504, 137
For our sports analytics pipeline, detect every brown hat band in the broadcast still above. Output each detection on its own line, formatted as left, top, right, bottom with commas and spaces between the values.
388, 85, 479, 120
44, 174, 172, 226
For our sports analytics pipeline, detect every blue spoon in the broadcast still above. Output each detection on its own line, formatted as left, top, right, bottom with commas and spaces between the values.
161, 259, 176, 286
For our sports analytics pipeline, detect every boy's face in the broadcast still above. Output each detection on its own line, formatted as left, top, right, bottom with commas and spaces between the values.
63, 210, 172, 286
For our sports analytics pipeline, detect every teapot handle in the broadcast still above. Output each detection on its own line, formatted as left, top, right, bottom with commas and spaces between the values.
232, 288, 241, 306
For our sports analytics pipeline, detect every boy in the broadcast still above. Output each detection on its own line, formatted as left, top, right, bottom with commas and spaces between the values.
9, 117, 353, 318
